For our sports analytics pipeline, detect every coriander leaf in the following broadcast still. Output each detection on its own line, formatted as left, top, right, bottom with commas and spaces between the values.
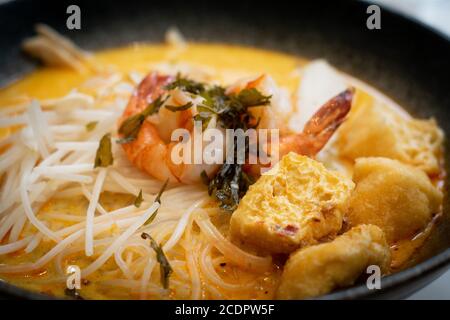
145, 179, 169, 225
164, 74, 205, 94
237, 88, 271, 107
116, 136, 137, 144
134, 189, 143, 208
94, 133, 113, 168
141, 232, 173, 289
85, 121, 98, 132
118, 113, 145, 142
142, 95, 170, 117
164, 101, 193, 112
118, 96, 169, 143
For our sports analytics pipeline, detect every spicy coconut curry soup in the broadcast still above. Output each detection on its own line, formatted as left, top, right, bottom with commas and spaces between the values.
0, 26, 445, 300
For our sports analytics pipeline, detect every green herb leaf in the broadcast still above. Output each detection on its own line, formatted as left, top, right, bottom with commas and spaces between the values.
118, 96, 169, 143
85, 121, 98, 132
142, 95, 170, 117
162, 75, 271, 211
134, 189, 143, 208
141, 232, 173, 289
94, 133, 113, 168
116, 136, 137, 145
164, 74, 205, 94
236, 88, 272, 107
145, 179, 169, 225
154, 179, 169, 204
165, 101, 193, 112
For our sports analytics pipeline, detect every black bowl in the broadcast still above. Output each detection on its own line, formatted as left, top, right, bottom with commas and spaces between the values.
0, 0, 449, 299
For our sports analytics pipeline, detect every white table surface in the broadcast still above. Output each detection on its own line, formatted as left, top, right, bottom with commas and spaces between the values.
369, 0, 450, 300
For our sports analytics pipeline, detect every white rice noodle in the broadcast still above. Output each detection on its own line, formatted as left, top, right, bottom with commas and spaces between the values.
0, 102, 29, 117
0, 236, 32, 255
0, 145, 26, 175
163, 199, 204, 253
34, 163, 94, 175
0, 230, 84, 273
41, 213, 85, 222
55, 206, 146, 238
70, 109, 116, 122
0, 210, 20, 241
81, 184, 108, 215
199, 244, 255, 291
9, 213, 27, 242
114, 242, 151, 279
81, 201, 160, 277
108, 170, 142, 196
42, 92, 94, 110
185, 221, 202, 300
25, 233, 43, 253
1, 164, 19, 203
85, 168, 108, 256
20, 153, 61, 242
44, 173, 93, 184
139, 258, 157, 299
195, 212, 272, 272
54, 141, 99, 151
52, 186, 83, 198
1, 179, 46, 217
27, 100, 53, 157
0, 114, 28, 127
50, 124, 85, 134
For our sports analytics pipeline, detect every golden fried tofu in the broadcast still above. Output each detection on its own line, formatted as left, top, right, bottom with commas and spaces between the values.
276, 224, 390, 299
345, 157, 443, 243
338, 102, 443, 175
230, 152, 354, 254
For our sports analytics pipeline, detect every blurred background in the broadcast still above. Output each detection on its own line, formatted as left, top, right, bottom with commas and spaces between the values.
371, 0, 450, 37
368, 0, 450, 300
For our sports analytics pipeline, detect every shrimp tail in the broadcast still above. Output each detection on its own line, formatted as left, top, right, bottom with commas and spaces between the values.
303, 88, 354, 140
279, 88, 354, 158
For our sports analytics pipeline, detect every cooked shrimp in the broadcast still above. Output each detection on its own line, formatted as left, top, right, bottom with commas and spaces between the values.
245, 88, 354, 175
118, 72, 220, 183
277, 88, 354, 158
119, 72, 353, 183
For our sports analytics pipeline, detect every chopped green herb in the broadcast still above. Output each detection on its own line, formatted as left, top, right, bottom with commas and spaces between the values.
134, 189, 143, 208
165, 101, 193, 112
117, 113, 145, 143
118, 96, 169, 143
141, 232, 173, 289
145, 179, 169, 225
85, 121, 98, 132
116, 136, 137, 144
237, 88, 272, 107
184, 80, 270, 211
164, 73, 205, 94
94, 133, 113, 168
154, 179, 169, 204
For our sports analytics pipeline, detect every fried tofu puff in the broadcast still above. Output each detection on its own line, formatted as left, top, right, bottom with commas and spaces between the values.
276, 224, 390, 300
338, 102, 443, 175
230, 152, 354, 254
345, 157, 443, 243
